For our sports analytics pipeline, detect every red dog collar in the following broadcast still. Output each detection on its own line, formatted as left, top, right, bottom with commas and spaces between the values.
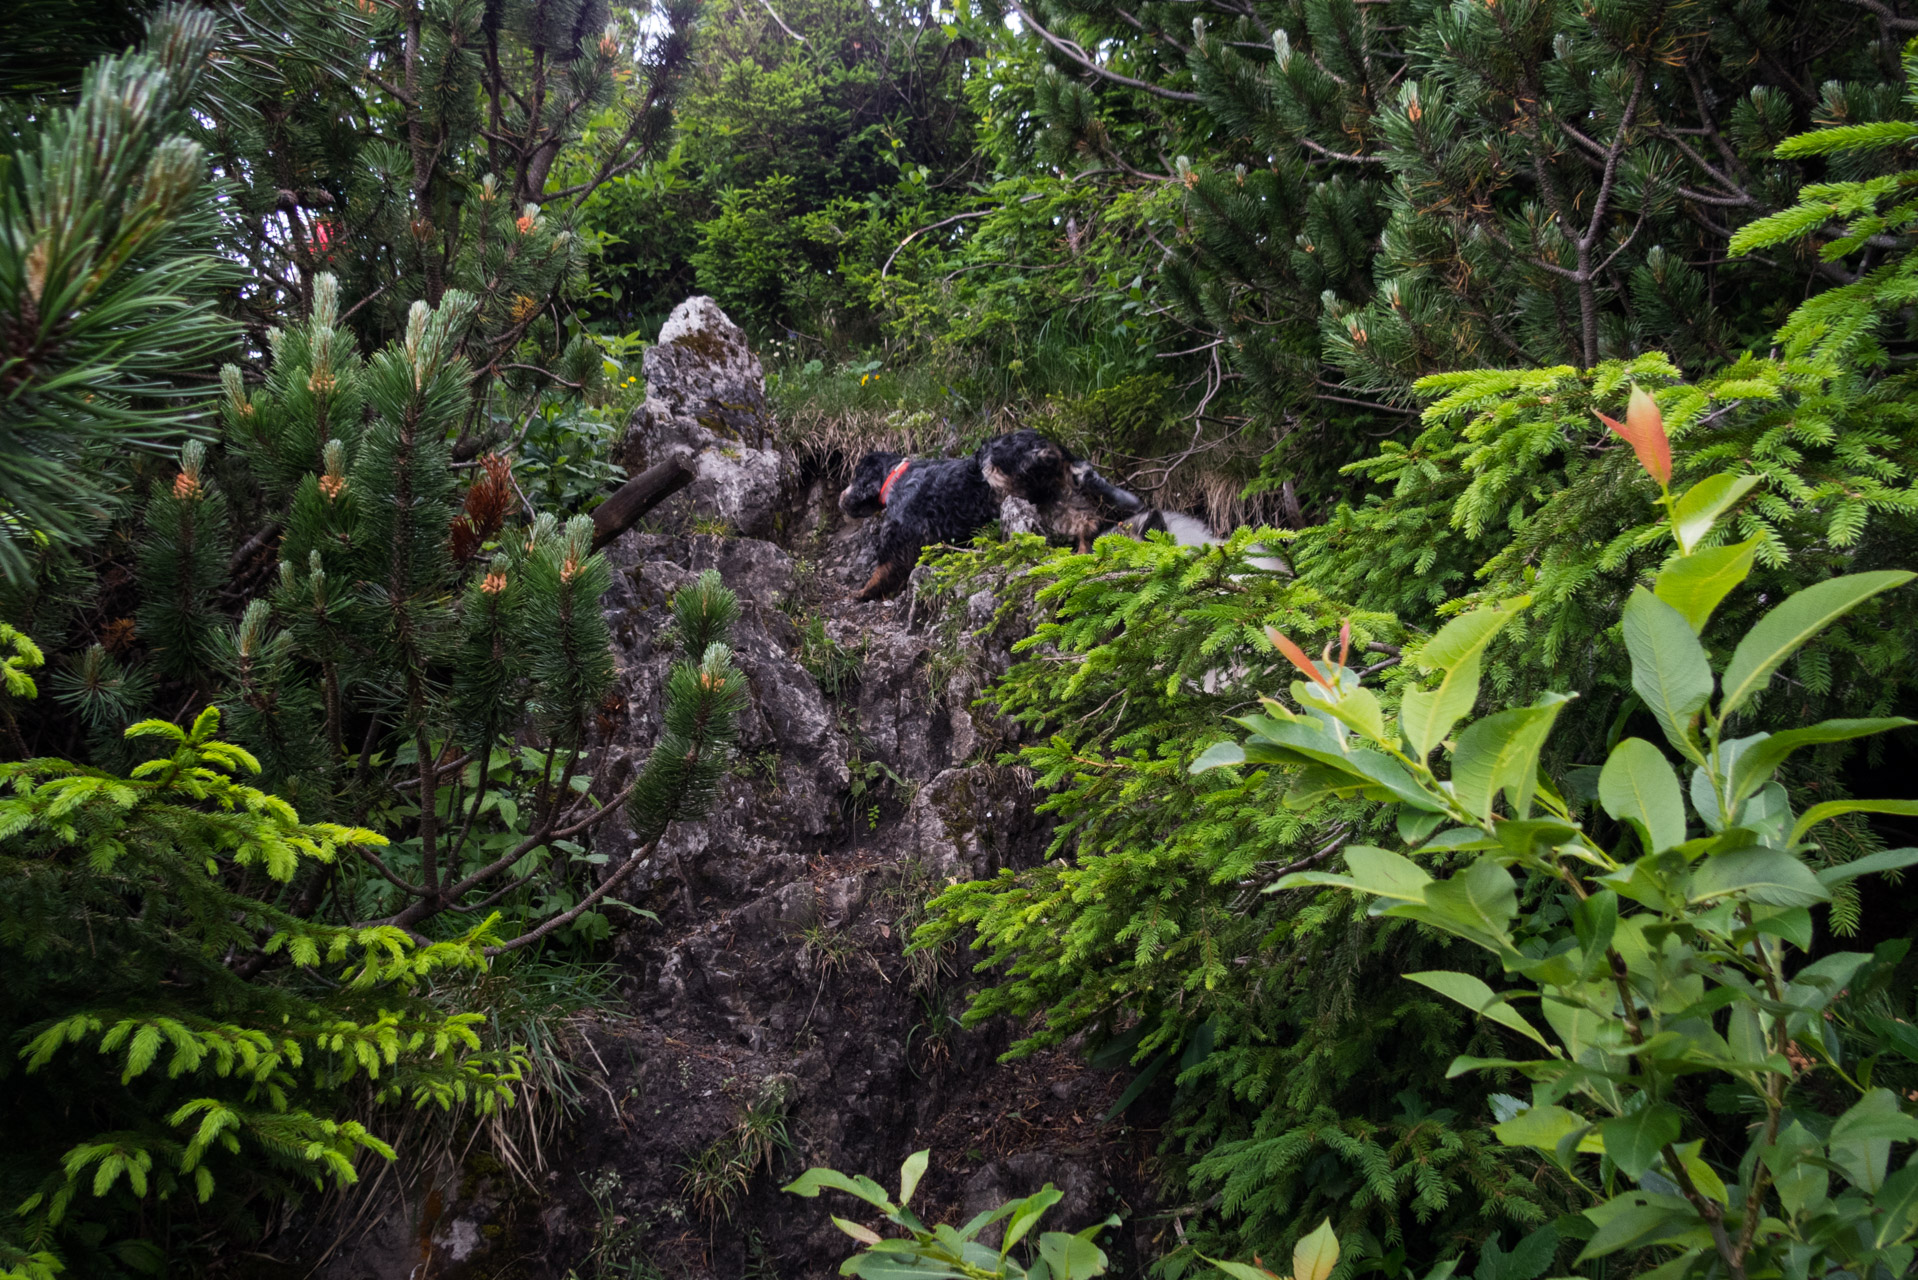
878, 458, 910, 506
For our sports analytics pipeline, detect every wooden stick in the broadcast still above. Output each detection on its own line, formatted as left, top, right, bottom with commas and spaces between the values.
590, 455, 697, 552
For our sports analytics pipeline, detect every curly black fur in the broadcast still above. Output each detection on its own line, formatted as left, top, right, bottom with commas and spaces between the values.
838, 447, 1001, 600
979, 429, 1144, 551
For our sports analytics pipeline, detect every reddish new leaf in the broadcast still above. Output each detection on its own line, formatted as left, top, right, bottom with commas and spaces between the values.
1594, 385, 1671, 488
1266, 626, 1333, 690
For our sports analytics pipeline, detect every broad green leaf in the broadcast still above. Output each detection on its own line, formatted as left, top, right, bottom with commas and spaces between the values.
1622, 589, 1710, 763
1816, 846, 1918, 887
1572, 891, 1618, 975
1405, 971, 1551, 1047
1783, 952, 1872, 1027
784, 1168, 896, 1211
1598, 738, 1686, 854
1397, 808, 1448, 846
1405, 856, 1518, 946
1653, 537, 1761, 634
1494, 1104, 1585, 1154
1292, 1219, 1339, 1280
1189, 741, 1244, 773
1874, 1163, 1918, 1248
1630, 1248, 1706, 1280
1493, 817, 1580, 857
1400, 660, 1479, 763
847, 1256, 968, 1280
1670, 473, 1760, 555
898, 1149, 929, 1206
1419, 604, 1524, 673
1002, 1187, 1063, 1254
1598, 1102, 1682, 1179
1793, 801, 1918, 846
1300, 845, 1432, 902
1726, 1003, 1764, 1065
1199, 1259, 1279, 1280
1451, 695, 1572, 821
1445, 1054, 1530, 1077
1284, 763, 1375, 811
1302, 682, 1388, 745
1036, 1230, 1107, 1279
1719, 571, 1915, 718
1689, 848, 1829, 908
1402, 606, 1523, 761
834, 1216, 883, 1246
1829, 1088, 1918, 1193
1576, 1194, 1697, 1262
1727, 719, 1912, 810
1762, 1123, 1827, 1217
1750, 905, 1813, 949
1231, 719, 1442, 811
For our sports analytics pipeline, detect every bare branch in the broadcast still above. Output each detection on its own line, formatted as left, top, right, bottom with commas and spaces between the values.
1005, 0, 1202, 102
485, 841, 657, 955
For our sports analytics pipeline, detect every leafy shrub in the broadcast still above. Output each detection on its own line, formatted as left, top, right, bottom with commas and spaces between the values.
786, 1149, 1119, 1279
1201, 397, 1918, 1279
912, 533, 1555, 1271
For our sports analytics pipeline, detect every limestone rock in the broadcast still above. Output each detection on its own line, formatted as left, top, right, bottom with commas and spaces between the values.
623, 296, 796, 539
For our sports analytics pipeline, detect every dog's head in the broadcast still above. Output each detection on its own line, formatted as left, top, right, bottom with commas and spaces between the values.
979, 429, 1073, 506
840, 450, 907, 518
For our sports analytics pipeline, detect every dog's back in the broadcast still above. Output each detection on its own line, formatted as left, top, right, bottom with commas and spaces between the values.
840, 447, 1000, 599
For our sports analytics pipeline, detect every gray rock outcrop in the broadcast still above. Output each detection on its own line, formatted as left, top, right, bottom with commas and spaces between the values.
622, 296, 797, 539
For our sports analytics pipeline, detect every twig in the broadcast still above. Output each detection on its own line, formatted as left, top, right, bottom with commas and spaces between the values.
1004, 0, 1202, 102
486, 840, 659, 955
752, 0, 807, 41
880, 209, 998, 280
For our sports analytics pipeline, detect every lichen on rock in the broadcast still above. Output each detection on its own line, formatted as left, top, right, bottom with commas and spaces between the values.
622, 296, 797, 539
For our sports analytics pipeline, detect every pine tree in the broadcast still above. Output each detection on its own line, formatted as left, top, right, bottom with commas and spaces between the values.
2, 265, 753, 1265
995, 0, 1907, 509
0, 6, 234, 578
83, 270, 747, 950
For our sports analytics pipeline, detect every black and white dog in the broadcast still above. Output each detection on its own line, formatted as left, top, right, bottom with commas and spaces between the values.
838, 446, 1001, 600
839, 430, 1158, 600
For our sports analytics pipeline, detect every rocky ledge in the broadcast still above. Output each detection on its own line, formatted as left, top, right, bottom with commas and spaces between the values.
296, 300, 1160, 1280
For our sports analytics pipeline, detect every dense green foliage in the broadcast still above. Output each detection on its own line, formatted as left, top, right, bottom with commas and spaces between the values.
904, 57, 1918, 1276
1201, 408, 1918, 1280
916, 536, 1562, 1273
0, 9, 233, 578
0, 695, 521, 1278
13, 0, 1918, 1275
0, 8, 751, 1271
570, 0, 1918, 519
